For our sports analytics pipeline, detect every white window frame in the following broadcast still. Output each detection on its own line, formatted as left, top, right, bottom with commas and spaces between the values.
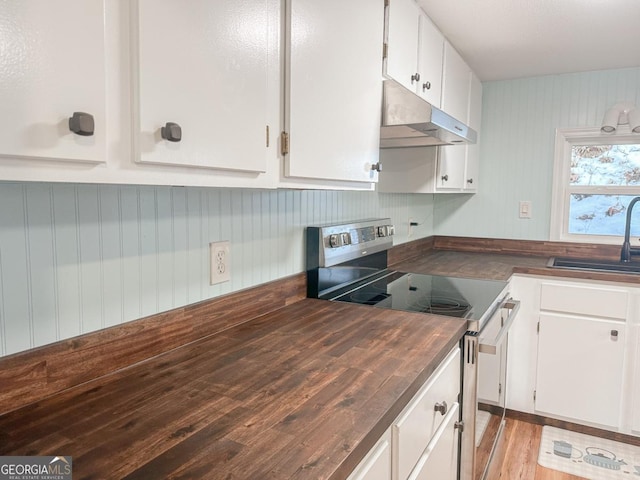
551, 126, 640, 245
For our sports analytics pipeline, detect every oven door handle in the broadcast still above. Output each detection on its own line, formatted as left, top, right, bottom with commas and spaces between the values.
478, 299, 520, 355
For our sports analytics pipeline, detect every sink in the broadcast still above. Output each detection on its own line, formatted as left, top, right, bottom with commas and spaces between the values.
548, 257, 640, 274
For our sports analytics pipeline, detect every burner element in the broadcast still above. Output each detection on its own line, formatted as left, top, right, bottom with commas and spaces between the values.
411, 294, 472, 317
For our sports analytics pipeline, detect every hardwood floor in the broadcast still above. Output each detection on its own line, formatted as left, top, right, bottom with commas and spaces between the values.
496, 418, 585, 480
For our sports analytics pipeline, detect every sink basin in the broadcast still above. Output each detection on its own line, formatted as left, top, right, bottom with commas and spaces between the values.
548, 257, 640, 274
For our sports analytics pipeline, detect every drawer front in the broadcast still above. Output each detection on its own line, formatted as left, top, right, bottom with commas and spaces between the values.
407, 402, 460, 480
540, 282, 628, 320
393, 347, 461, 480
348, 429, 391, 480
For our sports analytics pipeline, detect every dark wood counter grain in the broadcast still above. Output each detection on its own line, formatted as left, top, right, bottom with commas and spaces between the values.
390, 237, 640, 284
0, 299, 466, 480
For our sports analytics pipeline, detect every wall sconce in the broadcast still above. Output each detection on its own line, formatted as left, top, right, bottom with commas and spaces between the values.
601, 102, 639, 133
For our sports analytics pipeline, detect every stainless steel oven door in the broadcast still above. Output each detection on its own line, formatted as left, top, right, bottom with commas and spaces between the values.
460, 299, 520, 480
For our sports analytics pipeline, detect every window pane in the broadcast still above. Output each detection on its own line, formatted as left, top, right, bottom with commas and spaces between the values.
570, 144, 640, 186
568, 194, 640, 236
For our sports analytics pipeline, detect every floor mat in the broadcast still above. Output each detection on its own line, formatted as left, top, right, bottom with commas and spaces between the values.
538, 426, 640, 479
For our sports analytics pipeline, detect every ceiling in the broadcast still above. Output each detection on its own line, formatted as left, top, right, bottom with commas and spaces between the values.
417, 0, 640, 81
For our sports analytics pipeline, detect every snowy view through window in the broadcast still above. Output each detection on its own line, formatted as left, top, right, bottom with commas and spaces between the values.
569, 144, 640, 237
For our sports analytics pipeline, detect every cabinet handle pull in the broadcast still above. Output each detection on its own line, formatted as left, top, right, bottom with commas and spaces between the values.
68, 112, 95, 136
467, 178, 473, 184
434, 401, 447, 415
441, 174, 449, 182
611, 330, 618, 339
411, 72, 421, 83
161, 122, 182, 142
422, 81, 431, 91
454, 421, 464, 432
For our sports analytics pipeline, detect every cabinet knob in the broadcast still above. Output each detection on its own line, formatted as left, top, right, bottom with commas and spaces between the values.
434, 401, 448, 415
371, 162, 382, 172
441, 174, 449, 182
422, 81, 431, 91
467, 178, 473, 184
68, 112, 95, 136
611, 329, 618, 339
411, 72, 421, 83
161, 122, 182, 142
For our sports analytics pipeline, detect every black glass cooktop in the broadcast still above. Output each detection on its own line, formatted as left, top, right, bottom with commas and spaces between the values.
330, 271, 507, 321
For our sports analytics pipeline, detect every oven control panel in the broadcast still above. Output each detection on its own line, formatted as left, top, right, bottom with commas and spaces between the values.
306, 218, 395, 268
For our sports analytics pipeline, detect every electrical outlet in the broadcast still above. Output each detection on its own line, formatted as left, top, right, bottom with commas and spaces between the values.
210, 241, 230, 285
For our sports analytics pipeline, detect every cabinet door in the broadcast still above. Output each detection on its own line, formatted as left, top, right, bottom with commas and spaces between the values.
441, 42, 470, 124
0, 0, 106, 164
385, 0, 420, 93
535, 314, 625, 428
134, 0, 269, 173
417, 14, 443, 107
436, 146, 465, 190
347, 430, 391, 480
393, 348, 460, 480
463, 73, 482, 191
632, 328, 640, 434
285, 0, 383, 183
407, 402, 460, 480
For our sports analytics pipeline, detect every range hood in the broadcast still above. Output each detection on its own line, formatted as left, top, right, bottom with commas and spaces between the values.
380, 80, 477, 148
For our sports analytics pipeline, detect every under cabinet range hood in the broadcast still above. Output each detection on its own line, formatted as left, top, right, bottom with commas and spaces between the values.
380, 80, 477, 148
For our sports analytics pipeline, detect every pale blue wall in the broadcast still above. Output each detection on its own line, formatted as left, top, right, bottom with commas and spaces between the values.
434, 67, 640, 239
0, 184, 434, 356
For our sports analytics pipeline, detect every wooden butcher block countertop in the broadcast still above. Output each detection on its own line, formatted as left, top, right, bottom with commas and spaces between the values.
0, 298, 466, 480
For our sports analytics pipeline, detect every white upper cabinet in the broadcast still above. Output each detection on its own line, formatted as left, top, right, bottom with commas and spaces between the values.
464, 73, 482, 191
0, 0, 107, 164
385, 0, 443, 107
133, 0, 269, 173
385, 0, 419, 93
284, 0, 383, 184
437, 69, 481, 192
441, 41, 471, 124
417, 14, 444, 106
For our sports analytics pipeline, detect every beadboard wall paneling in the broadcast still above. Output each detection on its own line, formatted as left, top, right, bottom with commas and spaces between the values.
0, 184, 434, 356
433, 66, 640, 239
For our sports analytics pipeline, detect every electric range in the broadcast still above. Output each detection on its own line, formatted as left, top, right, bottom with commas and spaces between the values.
305, 218, 520, 480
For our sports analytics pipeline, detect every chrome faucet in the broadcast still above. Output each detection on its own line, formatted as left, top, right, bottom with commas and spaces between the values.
621, 196, 640, 262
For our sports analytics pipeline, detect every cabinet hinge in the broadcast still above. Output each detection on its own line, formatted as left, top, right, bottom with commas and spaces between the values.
533, 390, 537, 402
266, 125, 270, 148
498, 383, 502, 396
537, 321, 540, 334
382, 43, 388, 60
280, 131, 289, 156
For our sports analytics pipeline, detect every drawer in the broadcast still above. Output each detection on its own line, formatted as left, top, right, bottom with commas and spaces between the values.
347, 429, 391, 480
392, 347, 460, 480
540, 282, 628, 320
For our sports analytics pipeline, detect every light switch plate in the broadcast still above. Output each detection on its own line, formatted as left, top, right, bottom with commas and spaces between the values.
519, 201, 532, 219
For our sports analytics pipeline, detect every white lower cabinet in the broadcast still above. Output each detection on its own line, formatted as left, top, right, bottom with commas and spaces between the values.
349, 346, 461, 480
535, 314, 625, 428
633, 328, 640, 434
507, 274, 640, 436
347, 430, 392, 480
406, 402, 459, 480
393, 347, 461, 480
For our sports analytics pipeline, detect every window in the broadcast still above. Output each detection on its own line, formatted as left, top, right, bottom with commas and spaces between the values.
551, 127, 640, 245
